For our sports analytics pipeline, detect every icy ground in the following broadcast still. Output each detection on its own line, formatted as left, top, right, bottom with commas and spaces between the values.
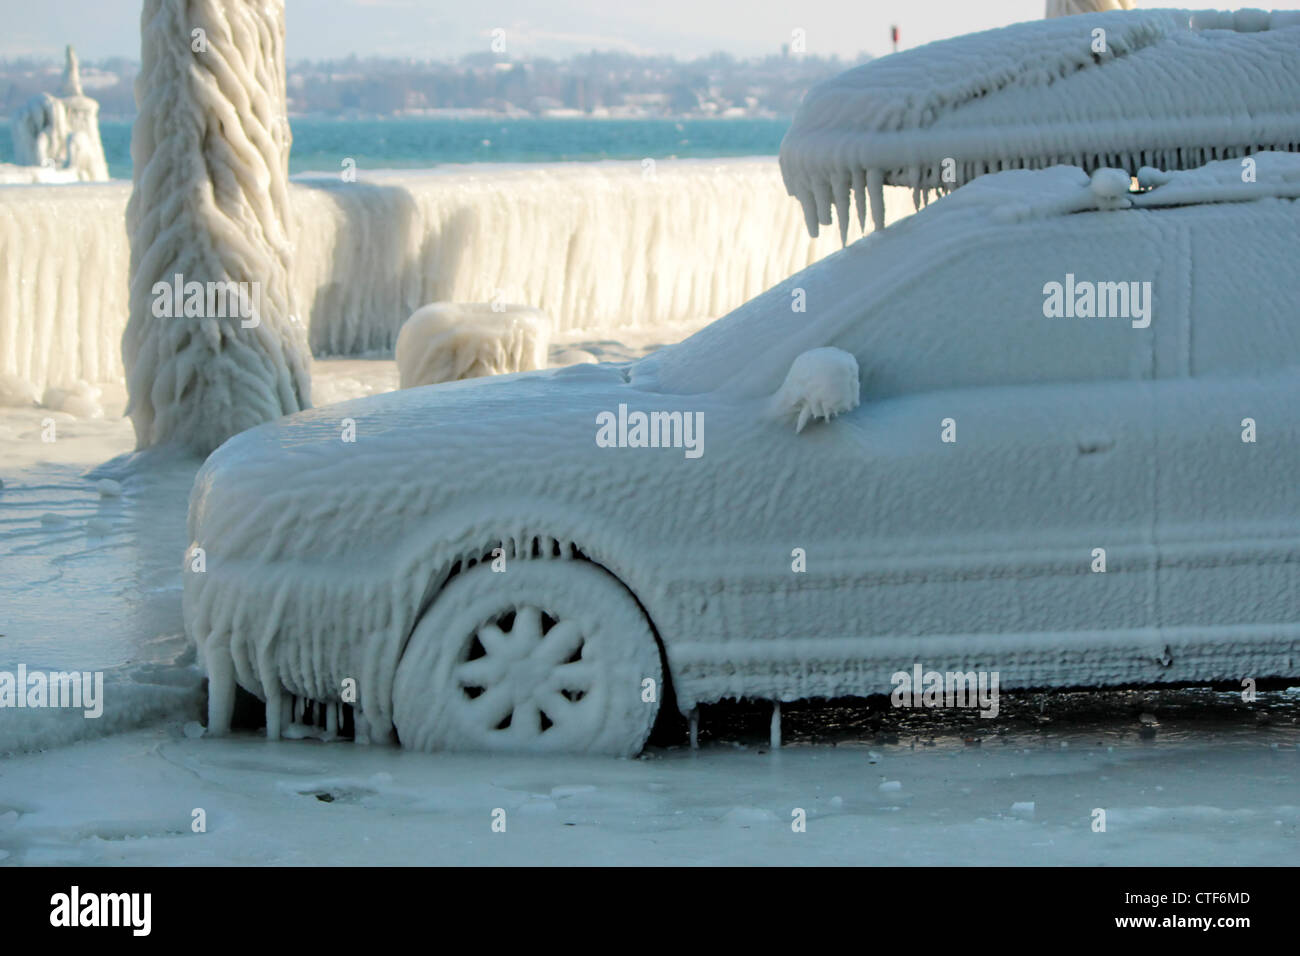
2, 345, 1298, 865
2, 689, 1297, 865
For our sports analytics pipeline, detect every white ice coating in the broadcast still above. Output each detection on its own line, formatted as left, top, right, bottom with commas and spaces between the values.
289, 163, 882, 355
122, 0, 311, 455
1, 161, 894, 396
1046, 0, 1134, 16
780, 9, 1300, 239
185, 157, 1300, 752
5, 47, 109, 183
395, 303, 550, 388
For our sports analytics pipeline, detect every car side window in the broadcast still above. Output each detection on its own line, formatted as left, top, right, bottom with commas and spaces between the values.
830, 214, 1170, 399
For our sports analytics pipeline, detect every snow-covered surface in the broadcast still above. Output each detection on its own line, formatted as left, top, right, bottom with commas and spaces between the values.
0, 161, 907, 395
396, 303, 550, 388
779, 9, 1300, 237
184, 160, 1300, 752
122, 0, 310, 455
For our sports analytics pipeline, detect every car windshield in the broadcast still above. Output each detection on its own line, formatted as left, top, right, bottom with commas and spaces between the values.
632, 199, 976, 399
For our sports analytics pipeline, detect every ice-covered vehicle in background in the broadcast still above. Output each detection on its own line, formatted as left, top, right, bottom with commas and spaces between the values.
780, 8, 1300, 238
186, 152, 1300, 755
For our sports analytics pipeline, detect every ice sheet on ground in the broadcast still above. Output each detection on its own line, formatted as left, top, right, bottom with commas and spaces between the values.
0, 688, 1295, 864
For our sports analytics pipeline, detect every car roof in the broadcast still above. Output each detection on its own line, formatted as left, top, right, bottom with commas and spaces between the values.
779, 9, 1300, 238
923, 152, 1300, 222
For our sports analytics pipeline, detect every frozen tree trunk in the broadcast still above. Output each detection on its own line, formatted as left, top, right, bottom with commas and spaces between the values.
124, 0, 311, 456
1046, 0, 1134, 16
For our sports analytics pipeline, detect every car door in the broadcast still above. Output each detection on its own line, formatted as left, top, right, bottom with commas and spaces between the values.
1151, 201, 1300, 670
808, 213, 1176, 690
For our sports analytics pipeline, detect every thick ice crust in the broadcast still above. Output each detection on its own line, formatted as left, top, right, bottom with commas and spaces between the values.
395, 303, 550, 388
122, 0, 311, 455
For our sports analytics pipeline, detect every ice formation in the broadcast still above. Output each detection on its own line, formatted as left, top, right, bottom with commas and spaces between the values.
185, 157, 1300, 753
290, 163, 875, 354
779, 10, 1300, 238
395, 303, 551, 388
1, 161, 889, 396
1046, 0, 1133, 16
122, 0, 311, 455
767, 346, 860, 432
7, 47, 109, 183
10, 95, 68, 169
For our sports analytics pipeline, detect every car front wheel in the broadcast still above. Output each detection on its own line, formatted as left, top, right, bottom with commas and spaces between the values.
393, 558, 662, 755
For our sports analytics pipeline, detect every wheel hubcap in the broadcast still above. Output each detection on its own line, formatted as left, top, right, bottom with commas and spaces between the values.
453, 605, 594, 739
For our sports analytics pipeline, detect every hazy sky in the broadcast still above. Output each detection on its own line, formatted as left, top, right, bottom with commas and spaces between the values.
2, 0, 1194, 61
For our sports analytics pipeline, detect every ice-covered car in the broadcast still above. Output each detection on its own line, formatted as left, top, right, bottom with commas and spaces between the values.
186, 154, 1300, 755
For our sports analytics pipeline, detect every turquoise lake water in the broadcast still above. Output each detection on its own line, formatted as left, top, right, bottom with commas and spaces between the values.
1, 116, 791, 181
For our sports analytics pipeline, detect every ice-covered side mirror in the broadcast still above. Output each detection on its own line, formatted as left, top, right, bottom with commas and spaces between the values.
768, 347, 861, 433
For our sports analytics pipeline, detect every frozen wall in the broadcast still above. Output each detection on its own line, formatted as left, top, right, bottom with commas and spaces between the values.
0, 183, 131, 392
291, 162, 862, 354
1, 160, 877, 395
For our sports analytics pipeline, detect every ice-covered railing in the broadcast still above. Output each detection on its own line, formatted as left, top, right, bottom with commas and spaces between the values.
2, 161, 909, 395
780, 9, 1300, 240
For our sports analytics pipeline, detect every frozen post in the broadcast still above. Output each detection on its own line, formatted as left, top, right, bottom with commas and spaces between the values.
58, 46, 109, 181
123, 0, 311, 456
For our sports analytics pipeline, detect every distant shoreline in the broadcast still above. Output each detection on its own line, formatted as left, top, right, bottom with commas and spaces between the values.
1, 115, 793, 181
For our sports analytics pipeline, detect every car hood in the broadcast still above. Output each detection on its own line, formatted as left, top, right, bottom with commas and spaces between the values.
187, 361, 680, 565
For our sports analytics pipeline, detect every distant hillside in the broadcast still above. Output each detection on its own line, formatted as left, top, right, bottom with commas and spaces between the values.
0, 49, 867, 120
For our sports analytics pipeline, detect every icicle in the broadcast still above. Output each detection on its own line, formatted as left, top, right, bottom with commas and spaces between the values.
770, 701, 782, 749
205, 639, 236, 736
812, 178, 834, 228
326, 702, 338, 736
796, 185, 820, 238
851, 166, 867, 234
866, 168, 886, 233
831, 175, 850, 247
688, 707, 699, 749
265, 684, 282, 739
